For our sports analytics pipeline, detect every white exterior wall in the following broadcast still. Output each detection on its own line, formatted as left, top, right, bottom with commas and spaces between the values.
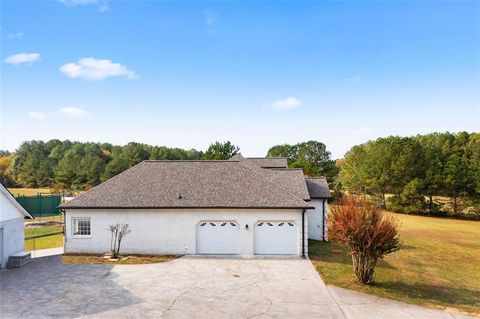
0, 192, 26, 268
65, 208, 308, 256
0, 219, 24, 269
307, 199, 328, 241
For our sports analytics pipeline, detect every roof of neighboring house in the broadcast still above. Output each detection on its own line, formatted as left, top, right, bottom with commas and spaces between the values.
305, 177, 332, 199
61, 160, 313, 209
0, 183, 33, 218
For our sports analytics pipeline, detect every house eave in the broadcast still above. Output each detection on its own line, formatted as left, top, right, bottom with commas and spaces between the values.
60, 205, 314, 210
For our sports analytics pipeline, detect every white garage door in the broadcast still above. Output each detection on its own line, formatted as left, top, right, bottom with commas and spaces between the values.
254, 221, 298, 255
196, 221, 240, 254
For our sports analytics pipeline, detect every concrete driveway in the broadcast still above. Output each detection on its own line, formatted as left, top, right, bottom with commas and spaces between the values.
1, 255, 344, 319
0, 255, 476, 319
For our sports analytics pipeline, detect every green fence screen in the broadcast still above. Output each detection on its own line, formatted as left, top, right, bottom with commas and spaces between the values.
16, 194, 62, 218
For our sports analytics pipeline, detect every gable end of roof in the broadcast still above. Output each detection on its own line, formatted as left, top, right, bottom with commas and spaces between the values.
1, 183, 33, 218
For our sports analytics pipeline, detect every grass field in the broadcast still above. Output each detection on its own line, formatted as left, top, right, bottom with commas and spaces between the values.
26, 215, 64, 223
309, 213, 480, 316
8, 188, 53, 197
24, 226, 63, 251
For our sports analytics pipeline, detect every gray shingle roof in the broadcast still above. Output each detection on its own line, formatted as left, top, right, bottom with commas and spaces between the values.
305, 177, 332, 199
61, 160, 312, 209
231, 155, 309, 200
261, 169, 310, 200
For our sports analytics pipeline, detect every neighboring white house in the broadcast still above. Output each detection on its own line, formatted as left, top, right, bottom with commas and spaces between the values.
61, 155, 331, 257
305, 177, 331, 241
0, 184, 32, 269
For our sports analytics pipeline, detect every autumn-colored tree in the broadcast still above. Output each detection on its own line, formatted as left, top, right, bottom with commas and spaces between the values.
328, 195, 401, 284
0, 155, 16, 187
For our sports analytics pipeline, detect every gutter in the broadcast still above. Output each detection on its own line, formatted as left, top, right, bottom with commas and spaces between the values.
302, 208, 306, 258
59, 205, 315, 210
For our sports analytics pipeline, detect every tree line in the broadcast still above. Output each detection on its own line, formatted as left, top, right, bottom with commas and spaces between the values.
339, 132, 479, 217
1, 133, 477, 218
0, 140, 336, 191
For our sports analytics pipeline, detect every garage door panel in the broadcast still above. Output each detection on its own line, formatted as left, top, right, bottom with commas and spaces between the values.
196, 221, 240, 254
254, 221, 298, 255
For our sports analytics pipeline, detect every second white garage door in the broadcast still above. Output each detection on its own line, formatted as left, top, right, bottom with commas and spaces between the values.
254, 221, 298, 255
196, 221, 240, 254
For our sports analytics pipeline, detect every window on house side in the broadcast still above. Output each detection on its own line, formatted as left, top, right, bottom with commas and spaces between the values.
73, 218, 91, 236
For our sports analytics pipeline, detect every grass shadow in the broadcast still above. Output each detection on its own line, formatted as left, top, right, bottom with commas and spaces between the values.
372, 280, 480, 313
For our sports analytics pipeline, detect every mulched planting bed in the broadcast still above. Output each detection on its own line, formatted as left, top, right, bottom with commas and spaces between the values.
62, 254, 180, 265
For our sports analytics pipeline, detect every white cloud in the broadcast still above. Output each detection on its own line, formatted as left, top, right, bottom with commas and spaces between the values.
203, 10, 217, 26
7, 31, 24, 40
60, 0, 97, 4
55, 107, 89, 118
3, 52, 40, 65
59, 57, 136, 80
98, 2, 108, 12
269, 97, 302, 110
59, 0, 108, 12
28, 111, 45, 120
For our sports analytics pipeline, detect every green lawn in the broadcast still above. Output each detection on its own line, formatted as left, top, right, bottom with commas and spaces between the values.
309, 213, 480, 316
24, 226, 63, 251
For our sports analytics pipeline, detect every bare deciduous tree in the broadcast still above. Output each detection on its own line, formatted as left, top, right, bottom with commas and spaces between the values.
108, 223, 131, 259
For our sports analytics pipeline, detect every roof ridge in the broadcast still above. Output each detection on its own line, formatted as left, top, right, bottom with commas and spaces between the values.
247, 156, 287, 159
143, 160, 238, 163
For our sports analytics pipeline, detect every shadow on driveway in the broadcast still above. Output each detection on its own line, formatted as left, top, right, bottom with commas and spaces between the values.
1, 255, 141, 318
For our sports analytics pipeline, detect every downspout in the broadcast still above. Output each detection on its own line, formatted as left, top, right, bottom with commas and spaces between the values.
302, 209, 306, 258
60, 208, 66, 248
322, 199, 326, 242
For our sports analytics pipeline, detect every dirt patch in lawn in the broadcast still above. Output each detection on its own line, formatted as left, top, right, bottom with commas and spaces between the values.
62, 254, 180, 265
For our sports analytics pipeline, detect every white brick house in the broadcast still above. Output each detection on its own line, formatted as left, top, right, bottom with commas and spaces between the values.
61, 155, 331, 257
0, 184, 32, 269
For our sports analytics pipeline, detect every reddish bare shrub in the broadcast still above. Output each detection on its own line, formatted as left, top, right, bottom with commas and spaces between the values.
328, 195, 401, 284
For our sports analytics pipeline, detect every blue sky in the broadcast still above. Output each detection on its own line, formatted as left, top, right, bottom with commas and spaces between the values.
1, 0, 479, 158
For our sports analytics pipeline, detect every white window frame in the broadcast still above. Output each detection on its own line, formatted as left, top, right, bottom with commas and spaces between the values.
72, 217, 91, 238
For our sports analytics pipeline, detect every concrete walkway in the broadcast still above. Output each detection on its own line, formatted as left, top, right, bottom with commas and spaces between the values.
30, 247, 64, 258
328, 285, 476, 319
